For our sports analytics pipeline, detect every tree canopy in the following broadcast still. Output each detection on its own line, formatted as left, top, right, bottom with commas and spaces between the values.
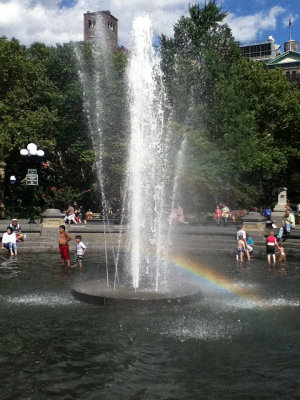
1, 2, 300, 217
160, 3, 300, 210
0, 37, 127, 216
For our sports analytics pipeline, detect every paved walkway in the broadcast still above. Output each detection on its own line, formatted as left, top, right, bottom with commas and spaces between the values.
0, 220, 300, 259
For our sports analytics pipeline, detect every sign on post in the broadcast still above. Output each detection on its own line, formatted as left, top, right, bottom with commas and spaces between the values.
26, 174, 38, 186
27, 169, 37, 175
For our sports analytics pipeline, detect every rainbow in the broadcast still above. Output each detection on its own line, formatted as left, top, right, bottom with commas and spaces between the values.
165, 253, 265, 308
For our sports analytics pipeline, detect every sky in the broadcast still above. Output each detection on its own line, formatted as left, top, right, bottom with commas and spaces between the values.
0, 0, 299, 51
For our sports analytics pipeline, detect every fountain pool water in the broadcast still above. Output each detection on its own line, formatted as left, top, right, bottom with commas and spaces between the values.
1, 252, 299, 399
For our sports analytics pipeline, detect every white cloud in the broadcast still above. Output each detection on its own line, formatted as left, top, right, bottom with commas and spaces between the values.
226, 5, 285, 43
0, 1, 287, 48
0, 0, 196, 47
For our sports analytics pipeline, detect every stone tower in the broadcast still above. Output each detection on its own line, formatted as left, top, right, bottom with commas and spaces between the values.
84, 10, 118, 49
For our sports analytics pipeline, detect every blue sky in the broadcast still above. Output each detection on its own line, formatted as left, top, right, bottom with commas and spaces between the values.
0, 0, 299, 50
222, 0, 299, 49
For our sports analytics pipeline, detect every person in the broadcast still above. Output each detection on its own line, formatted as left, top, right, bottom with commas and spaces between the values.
277, 242, 286, 263
236, 235, 246, 262
265, 218, 276, 229
222, 204, 230, 225
64, 205, 77, 225
75, 235, 87, 269
171, 207, 178, 224
58, 225, 72, 267
246, 233, 254, 257
215, 205, 222, 226
297, 203, 300, 215
1, 227, 17, 256
9, 218, 21, 233
16, 228, 24, 242
277, 209, 295, 240
236, 226, 246, 241
74, 202, 81, 224
262, 207, 272, 221
176, 204, 186, 224
80, 206, 87, 225
86, 209, 93, 220
266, 230, 279, 265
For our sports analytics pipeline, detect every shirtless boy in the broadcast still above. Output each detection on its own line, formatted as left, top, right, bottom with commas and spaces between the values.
236, 235, 246, 262
58, 225, 72, 267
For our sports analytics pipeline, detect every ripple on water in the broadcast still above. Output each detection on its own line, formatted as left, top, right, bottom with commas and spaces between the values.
6, 293, 81, 307
157, 315, 242, 342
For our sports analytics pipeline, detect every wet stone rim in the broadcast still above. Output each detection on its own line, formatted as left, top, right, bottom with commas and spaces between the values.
71, 280, 202, 307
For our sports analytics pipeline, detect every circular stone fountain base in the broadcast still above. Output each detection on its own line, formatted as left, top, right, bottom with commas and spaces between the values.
72, 280, 202, 307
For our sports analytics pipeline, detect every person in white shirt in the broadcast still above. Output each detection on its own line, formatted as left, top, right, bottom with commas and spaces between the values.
75, 235, 86, 269
236, 226, 246, 241
1, 227, 17, 256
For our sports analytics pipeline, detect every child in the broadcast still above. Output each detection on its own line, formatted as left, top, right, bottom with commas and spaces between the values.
58, 225, 72, 267
1, 227, 17, 256
278, 243, 286, 263
246, 233, 254, 257
75, 235, 87, 269
236, 235, 246, 262
215, 205, 221, 226
266, 230, 279, 265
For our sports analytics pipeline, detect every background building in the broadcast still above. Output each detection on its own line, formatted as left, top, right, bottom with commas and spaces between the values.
268, 39, 300, 89
84, 10, 118, 49
239, 36, 281, 63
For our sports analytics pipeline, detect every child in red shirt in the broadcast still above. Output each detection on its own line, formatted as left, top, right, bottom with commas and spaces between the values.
215, 205, 222, 226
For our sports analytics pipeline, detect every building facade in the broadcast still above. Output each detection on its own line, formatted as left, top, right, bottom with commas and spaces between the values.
268, 40, 300, 89
239, 36, 281, 63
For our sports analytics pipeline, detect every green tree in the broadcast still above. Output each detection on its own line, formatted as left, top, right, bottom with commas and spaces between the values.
160, 3, 300, 210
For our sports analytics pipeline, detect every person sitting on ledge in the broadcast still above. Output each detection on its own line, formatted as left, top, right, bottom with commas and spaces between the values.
64, 204, 77, 225
86, 209, 93, 220
1, 227, 17, 256
16, 228, 24, 242
277, 209, 295, 240
9, 218, 21, 233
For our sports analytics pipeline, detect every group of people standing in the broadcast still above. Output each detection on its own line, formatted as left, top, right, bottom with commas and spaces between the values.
215, 204, 230, 225
58, 225, 86, 269
236, 226, 285, 265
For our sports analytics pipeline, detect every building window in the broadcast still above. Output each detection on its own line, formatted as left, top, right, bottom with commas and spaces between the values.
286, 71, 290, 78
88, 19, 96, 28
292, 71, 297, 81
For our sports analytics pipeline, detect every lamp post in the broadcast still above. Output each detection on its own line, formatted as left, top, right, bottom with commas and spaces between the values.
20, 143, 45, 224
9, 175, 16, 220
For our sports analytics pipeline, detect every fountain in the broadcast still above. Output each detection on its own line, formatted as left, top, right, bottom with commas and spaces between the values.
72, 15, 201, 306
1, 13, 299, 400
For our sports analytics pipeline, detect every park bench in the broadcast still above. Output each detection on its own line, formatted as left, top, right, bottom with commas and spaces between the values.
86, 213, 119, 225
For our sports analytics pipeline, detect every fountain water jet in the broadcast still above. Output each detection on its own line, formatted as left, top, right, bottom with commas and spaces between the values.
72, 14, 201, 306
126, 14, 170, 292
